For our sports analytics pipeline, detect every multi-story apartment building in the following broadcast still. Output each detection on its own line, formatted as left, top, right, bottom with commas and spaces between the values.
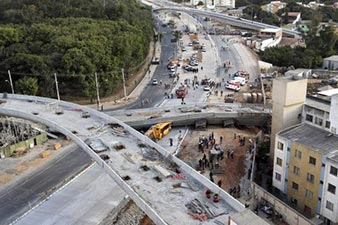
273, 90, 338, 224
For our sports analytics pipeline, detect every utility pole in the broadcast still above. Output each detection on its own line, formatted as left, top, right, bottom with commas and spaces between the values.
54, 73, 60, 101
94, 72, 101, 110
7, 70, 14, 94
121, 69, 127, 101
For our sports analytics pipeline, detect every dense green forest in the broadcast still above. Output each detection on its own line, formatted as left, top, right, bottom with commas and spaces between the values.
0, 0, 154, 99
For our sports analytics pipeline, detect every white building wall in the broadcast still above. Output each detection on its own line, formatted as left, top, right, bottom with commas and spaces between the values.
273, 136, 288, 193
330, 94, 338, 135
259, 35, 282, 51
303, 105, 331, 131
321, 158, 338, 223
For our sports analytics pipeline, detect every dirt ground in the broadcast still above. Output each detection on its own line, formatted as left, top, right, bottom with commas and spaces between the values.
177, 126, 259, 192
0, 138, 70, 187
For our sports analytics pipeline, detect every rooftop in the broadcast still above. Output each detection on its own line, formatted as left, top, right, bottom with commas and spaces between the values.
230, 209, 269, 225
286, 12, 301, 17
305, 96, 331, 112
318, 88, 338, 97
324, 55, 338, 61
260, 28, 282, 33
279, 124, 338, 155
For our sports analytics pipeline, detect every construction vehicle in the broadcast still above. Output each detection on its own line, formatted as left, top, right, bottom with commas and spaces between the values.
175, 85, 189, 98
145, 121, 173, 140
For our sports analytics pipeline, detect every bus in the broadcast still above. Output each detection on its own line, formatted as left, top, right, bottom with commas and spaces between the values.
145, 121, 173, 140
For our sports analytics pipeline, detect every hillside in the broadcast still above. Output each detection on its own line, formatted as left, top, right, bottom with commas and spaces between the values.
0, 0, 154, 99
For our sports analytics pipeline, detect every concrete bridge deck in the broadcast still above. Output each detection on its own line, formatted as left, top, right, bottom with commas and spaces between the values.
0, 94, 250, 225
108, 103, 271, 128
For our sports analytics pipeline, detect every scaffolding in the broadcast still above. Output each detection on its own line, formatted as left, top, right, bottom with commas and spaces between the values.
0, 117, 39, 148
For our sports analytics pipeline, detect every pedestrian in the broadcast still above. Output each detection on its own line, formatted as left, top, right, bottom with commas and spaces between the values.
209, 171, 213, 180
203, 154, 207, 161
205, 159, 209, 168
201, 66, 203, 70
218, 179, 222, 188
227, 149, 230, 158
230, 150, 234, 159
210, 176, 214, 183
199, 159, 203, 168
220, 136, 223, 144
201, 159, 205, 170
234, 133, 236, 139
169, 138, 173, 146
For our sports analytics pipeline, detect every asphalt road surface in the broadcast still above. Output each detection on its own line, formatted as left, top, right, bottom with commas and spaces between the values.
120, 17, 179, 110
0, 146, 92, 225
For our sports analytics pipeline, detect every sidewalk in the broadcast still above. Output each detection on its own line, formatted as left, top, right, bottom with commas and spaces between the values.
86, 41, 162, 111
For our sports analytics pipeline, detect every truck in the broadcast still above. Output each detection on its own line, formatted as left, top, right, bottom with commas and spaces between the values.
175, 85, 188, 98
226, 84, 240, 92
145, 121, 173, 140
227, 80, 241, 87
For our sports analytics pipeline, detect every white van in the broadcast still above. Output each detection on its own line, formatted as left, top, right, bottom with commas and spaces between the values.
234, 76, 246, 86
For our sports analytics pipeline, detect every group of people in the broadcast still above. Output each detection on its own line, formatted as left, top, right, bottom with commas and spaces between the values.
196, 131, 248, 197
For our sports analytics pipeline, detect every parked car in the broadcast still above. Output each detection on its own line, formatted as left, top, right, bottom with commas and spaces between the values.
152, 79, 158, 85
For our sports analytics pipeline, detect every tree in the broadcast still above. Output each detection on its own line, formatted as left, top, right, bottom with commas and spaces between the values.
16, 76, 39, 95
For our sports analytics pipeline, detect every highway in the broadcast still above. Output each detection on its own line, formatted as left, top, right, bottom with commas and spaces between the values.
0, 145, 92, 225
117, 17, 178, 110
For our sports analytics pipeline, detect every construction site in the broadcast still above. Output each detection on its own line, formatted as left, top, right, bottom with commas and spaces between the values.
0, 117, 48, 158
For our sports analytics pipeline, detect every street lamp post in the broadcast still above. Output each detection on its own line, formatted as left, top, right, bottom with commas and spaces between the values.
54, 73, 60, 101
121, 68, 127, 101
94, 72, 101, 110
7, 70, 14, 94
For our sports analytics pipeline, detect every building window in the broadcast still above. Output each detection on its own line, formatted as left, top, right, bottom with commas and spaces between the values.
293, 166, 300, 175
326, 201, 334, 211
292, 182, 299, 190
295, 149, 302, 159
307, 173, 315, 183
305, 114, 313, 122
330, 166, 338, 176
275, 172, 281, 181
277, 142, 284, 150
305, 189, 313, 199
328, 183, 336, 194
276, 157, 282, 166
325, 121, 331, 129
309, 156, 316, 166
315, 117, 323, 126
